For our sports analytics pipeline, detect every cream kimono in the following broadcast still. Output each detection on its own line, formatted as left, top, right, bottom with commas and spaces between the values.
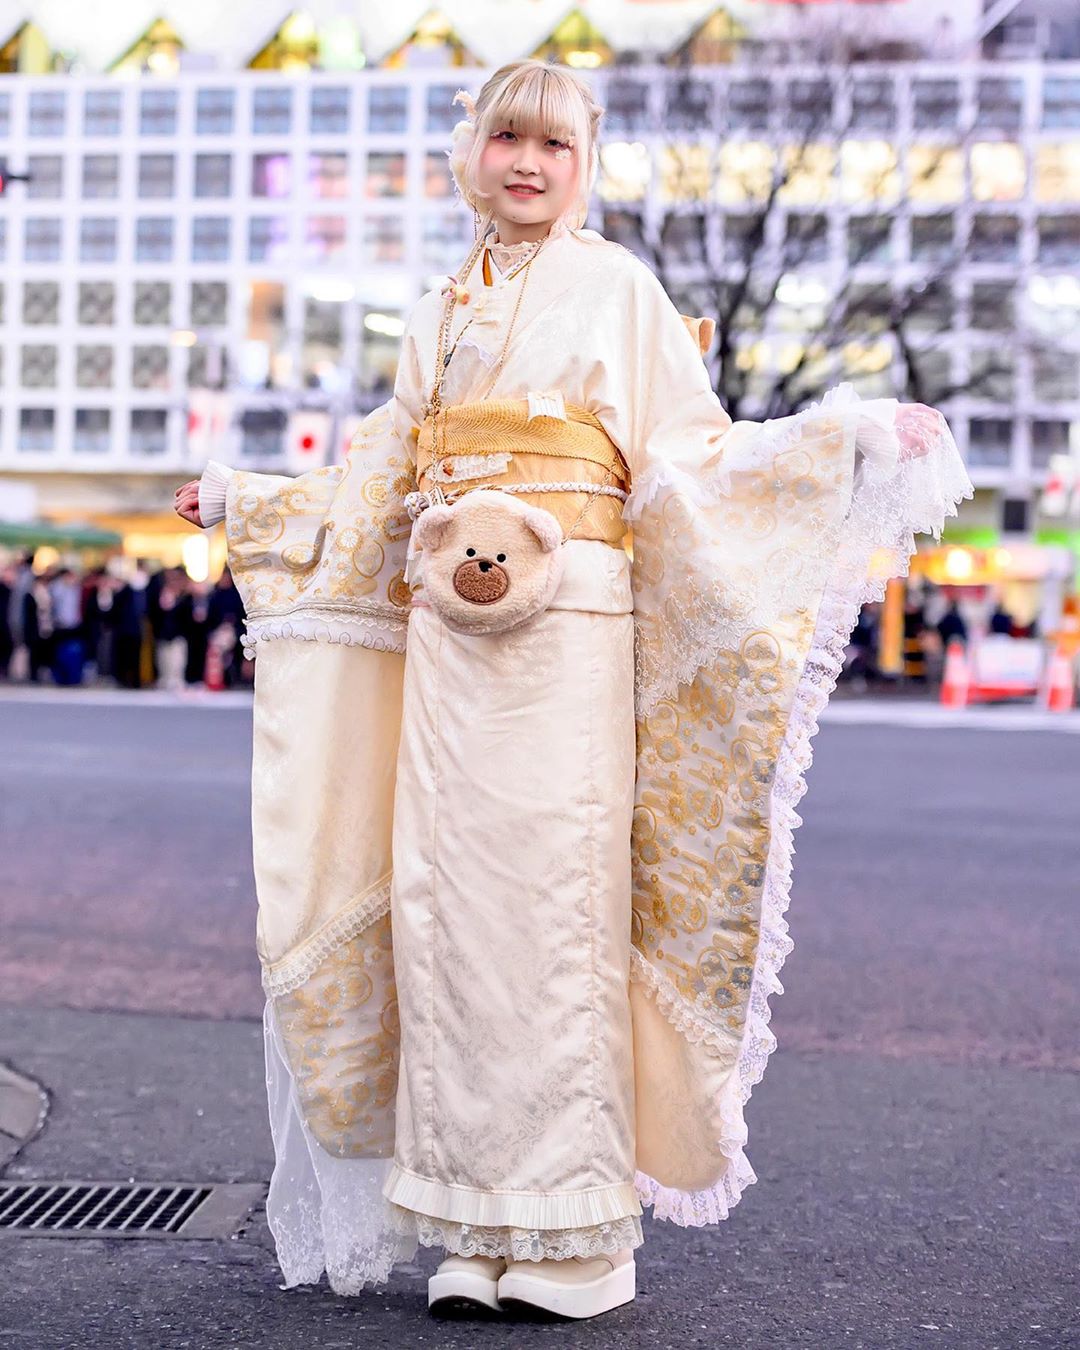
199, 217, 972, 1293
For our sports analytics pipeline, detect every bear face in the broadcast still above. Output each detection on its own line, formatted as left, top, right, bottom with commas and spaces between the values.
411, 489, 565, 636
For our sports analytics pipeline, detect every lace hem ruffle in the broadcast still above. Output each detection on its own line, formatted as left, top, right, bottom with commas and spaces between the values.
261, 876, 392, 997
389, 1205, 644, 1263
242, 608, 408, 660
630, 384, 973, 1227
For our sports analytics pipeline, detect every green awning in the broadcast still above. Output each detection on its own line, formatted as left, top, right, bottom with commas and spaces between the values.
0, 520, 123, 548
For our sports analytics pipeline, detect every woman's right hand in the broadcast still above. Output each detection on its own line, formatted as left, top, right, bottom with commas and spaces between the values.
174, 479, 204, 528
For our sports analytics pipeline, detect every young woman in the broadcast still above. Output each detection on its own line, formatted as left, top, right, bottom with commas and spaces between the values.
175, 59, 971, 1321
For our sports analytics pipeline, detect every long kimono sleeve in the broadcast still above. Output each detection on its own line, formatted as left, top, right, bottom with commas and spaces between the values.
591, 258, 973, 1226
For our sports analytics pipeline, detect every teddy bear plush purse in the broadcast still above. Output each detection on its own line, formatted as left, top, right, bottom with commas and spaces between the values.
410, 489, 566, 636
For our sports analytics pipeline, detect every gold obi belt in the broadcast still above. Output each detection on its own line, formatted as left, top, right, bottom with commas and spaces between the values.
416, 398, 631, 549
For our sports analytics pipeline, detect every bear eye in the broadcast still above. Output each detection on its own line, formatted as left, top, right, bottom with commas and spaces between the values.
465, 547, 476, 557
496, 553, 506, 563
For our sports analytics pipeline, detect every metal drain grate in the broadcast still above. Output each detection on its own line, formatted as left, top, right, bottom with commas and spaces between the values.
0, 1181, 265, 1238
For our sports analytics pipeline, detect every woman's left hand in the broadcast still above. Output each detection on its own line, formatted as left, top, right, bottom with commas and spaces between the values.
895, 403, 948, 462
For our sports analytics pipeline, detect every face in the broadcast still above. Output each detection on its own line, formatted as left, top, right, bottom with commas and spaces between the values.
475, 125, 578, 243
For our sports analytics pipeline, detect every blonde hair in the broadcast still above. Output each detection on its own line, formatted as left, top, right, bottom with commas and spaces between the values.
449, 59, 604, 232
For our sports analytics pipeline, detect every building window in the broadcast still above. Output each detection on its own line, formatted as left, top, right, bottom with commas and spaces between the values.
783, 213, 829, 265
977, 79, 1023, 131
311, 86, 350, 134
1034, 144, 1080, 203
913, 79, 959, 129
82, 155, 120, 199
79, 218, 117, 263
18, 408, 55, 452
911, 215, 955, 263
841, 141, 899, 203
366, 152, 405, 197
970, 283, 1014, 330
601, 141, 654, 203
22, 281, 60, 325
305, 215, 347, 261
190, 280, 228, 327
659, 145, 712, 203
132, 345, 170, 390
248, 215, 289, 263
967, 418, 1013, 468
909, 347, 953, 404
426, 84, 460, 133
196, 88, 234, 135
666, 78, 713, 131
24, 218, 62, 262
362, 215, 405, 265
421, 212, 470, 272
20, 345, 58, 388
138, 87, 177, 136
192, 216, 230, 261
83, 89, 121, 136
1032, 350, 1079, 401
26, 155, 63, 199
661, 213, 707, 268
368, 85, 408, 133
728, 81, 769, 132
130, 408, 169, 455
605, 79, 649, 135
424, 151, 454, 198
252, 153, 292, 198
1042, 78, 1080, 130
969, 214, 1020, 262
851, 79, 895, 132
1031, 419, 1072, 469
1038, 215, 1080, 265
0, 220, 6, 263
135, 217, 174, 262
134, 281, 171, 326
971, 143, 1026, 201
76, 344, 114, 389
308, 152, 349, 199
969, 349, 1015, 403
74, 408, 111, 454
78, 281, 115, 325
0, 93, 10, 138
303, 297, 345, 387
908, 146, 963, 203
847, 215, 892, 266
138, 154, 175, 199
240, 408, 286, 459
905, 281, 954, 334
194, 153, 232, 198
788, 79, 832, 134
253, 87, 292, 134
28, 90, 65, 137
723, 214, 760, 266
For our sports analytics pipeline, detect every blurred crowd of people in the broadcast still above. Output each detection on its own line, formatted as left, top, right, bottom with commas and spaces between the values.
0, 555, 249, 690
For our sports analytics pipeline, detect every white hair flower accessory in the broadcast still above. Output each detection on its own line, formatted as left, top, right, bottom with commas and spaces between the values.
447, 88, 478, 205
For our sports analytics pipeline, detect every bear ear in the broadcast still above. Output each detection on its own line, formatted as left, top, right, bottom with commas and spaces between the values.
521, 505, 562, 553
413, 505, 456, 551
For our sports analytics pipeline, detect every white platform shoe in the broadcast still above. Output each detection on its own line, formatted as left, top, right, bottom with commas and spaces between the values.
496, 1248, 636, 1319
428, 1253, 507, 1312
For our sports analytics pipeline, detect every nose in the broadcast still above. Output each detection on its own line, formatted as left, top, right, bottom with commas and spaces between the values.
513, 142, 541, 174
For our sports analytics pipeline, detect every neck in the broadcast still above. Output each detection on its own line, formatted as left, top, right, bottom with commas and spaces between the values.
491, 215, 555, 246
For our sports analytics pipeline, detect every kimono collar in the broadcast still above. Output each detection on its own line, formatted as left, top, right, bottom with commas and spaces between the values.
487, 215, 571, 276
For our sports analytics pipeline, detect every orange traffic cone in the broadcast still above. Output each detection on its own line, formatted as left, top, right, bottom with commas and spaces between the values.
1040, 648, 1076, 713
940, 639, 970, 708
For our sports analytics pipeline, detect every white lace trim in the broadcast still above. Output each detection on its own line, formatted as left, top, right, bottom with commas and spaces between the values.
390, 1206, 644, 1263
630, 385, 974, 1226
261, 877, 392, 997
242, 608, 408, 660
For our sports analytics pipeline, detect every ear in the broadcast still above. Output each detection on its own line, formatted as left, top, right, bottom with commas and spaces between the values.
413, 505, 456, 551
520, 506, 562, 553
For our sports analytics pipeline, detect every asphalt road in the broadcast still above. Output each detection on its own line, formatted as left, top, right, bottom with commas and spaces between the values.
0, 698, 1077, 1348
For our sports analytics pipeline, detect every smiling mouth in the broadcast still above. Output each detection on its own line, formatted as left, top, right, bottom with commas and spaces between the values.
506, 185, 543, 195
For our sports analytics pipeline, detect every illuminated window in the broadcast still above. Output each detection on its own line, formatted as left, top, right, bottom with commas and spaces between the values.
308, 153, 349, 199
599, 141, 650, 202
252, 154, 292, 198
366, 152, 406, 198
305, 215, 347, 262
532, 10, 612, 69
716, 142, 773, 205
1034, 144, 1080, 203
908, 146, 963, 204
971, 143, 1025, 201
110, 19, 182, 77
841, 141, 898, 204
659, 144, 711, 203
778, 144, 835, 206
249, 13, 319, 73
